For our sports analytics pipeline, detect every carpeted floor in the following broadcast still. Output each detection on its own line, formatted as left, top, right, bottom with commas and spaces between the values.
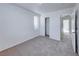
0, 36, 77, 56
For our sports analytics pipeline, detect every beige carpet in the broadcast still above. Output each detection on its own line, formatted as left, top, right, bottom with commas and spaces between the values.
0, 36, 77, 56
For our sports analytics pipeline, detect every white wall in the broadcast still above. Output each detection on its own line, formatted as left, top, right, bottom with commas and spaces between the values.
40, 8, 74, 41
0, 4, 40, 51
71, 9, 75, 52
40, 16, 45, 36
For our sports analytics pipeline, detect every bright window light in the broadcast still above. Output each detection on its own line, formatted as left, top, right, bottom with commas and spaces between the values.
34, 16, 39, 30
63, 19, 69, 33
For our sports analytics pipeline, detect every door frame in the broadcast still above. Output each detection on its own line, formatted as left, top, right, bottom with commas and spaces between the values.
45, 17, 50, 37
75, 10, 78, 54
60, 15, 72, 40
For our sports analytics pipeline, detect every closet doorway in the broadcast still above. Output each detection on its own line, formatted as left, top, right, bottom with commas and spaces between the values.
45, 17, 50, 37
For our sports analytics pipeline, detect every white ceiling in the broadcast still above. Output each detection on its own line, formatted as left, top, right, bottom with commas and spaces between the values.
16, 3, 76, 15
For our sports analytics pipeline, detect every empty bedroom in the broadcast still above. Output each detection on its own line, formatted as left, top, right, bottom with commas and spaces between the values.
0, 3, 79, 56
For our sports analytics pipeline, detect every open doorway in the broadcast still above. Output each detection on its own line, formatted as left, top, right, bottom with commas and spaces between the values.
60, 14, 78, 54
60, 15, 72, 40
45, 17, 50, 37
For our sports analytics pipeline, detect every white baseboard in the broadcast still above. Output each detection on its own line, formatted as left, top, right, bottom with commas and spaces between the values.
0, 34, 40, 52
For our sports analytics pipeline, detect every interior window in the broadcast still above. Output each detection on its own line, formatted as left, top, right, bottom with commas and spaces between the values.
34, 16, 39, 30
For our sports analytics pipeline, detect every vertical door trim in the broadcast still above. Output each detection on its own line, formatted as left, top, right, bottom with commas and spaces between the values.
75, 10, 78, 54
